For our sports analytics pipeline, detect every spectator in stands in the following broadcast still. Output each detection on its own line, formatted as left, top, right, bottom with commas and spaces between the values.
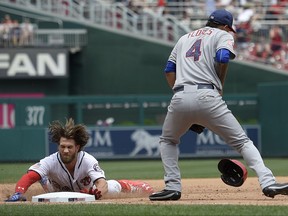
265, 0, 285, 20
235, 3, 257, 51
1, 14, 13, 47
3, 14, 13, 26
268, 25, 284, 68
269, 25, 283, 53
126, 0, 141, 14
62, 0, 70, 16
236, 3, 255, 23
249, 36, 270, 63
238, 0, 248, 7
283, 42, 288, 70
9, 19, 22, 46
156, 0, 166, 16
179, 10, 191, 29
216, 0, 233, 9
235, 20, 253, 51
222, 0, 239, 18
205, 0, 216, 16
0, 19, 5, 46
20, 18, 34, 46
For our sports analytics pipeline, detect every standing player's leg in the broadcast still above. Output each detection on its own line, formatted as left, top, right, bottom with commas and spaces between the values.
201, 94, 288, 197
150, 92, 195, 201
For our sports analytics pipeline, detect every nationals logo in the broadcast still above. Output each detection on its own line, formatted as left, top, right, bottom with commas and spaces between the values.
93, 163, 103, 172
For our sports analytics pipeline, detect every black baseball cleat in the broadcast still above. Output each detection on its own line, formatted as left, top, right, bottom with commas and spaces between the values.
262, 183, 288, 198
149, 190, 181, 201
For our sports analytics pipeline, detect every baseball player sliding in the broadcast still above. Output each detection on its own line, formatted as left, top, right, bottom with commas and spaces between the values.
5, 118, 153, 202
149, 9, 288, 201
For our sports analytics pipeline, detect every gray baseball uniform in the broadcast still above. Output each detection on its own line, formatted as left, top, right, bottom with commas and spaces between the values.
160, 26, 276, 192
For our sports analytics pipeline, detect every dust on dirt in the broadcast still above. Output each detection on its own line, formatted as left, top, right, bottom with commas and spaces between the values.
1, 177, 288, 205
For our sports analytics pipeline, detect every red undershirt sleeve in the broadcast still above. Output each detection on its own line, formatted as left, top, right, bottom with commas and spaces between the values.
15, 170, 41, 193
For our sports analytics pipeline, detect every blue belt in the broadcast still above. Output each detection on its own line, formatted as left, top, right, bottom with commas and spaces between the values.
173, 84, 214, 93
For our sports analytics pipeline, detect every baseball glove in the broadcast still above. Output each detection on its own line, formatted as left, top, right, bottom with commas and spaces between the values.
189, 124, 205, 134
218, 158, 248, 187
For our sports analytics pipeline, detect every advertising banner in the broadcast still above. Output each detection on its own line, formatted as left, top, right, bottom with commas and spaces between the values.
0, 49, 68, 78
47, 125, 261, 159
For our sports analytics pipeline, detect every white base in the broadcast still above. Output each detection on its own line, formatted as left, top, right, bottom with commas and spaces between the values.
32, 192, 95, 203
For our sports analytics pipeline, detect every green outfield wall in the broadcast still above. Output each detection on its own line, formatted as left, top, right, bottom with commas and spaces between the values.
258, 82, 288, 156
1, 9, 288, 160
0, 88, 287, 162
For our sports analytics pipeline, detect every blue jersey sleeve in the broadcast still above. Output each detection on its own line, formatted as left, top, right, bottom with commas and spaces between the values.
164, 61, 176, 73
215, 48, 231, 63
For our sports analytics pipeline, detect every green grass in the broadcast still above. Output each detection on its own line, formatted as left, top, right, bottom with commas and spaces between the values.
1, 159, 288, 216
1, 204, 288, 216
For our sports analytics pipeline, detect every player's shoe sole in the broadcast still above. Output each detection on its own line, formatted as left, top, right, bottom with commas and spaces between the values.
149, 190, 181, 201
262, 183, 288, 198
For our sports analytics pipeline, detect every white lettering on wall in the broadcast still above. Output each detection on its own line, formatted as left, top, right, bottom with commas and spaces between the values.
0, 51, 67, 77
196, 130, 226, 145
25, 106, 45, 126
8, 54, 36, 76
38, 54, 66, 76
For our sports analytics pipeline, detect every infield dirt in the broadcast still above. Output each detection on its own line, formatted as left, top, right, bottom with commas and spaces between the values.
1, 177, 288, 205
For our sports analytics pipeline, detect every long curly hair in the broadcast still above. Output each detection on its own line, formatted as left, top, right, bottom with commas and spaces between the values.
49, 118, 90, 151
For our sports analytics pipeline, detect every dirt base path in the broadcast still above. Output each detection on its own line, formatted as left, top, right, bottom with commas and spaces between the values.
1, 177, 288, 205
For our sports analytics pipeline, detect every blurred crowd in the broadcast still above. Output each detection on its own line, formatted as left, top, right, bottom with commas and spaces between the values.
3, 0, 288, 70
113, 0, 288, 70
229, 0, 288, 70
0, 14, 34, 47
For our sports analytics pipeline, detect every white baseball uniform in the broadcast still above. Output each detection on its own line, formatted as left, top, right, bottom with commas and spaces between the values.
160, 26, 276, 192
29, 151, 121, 193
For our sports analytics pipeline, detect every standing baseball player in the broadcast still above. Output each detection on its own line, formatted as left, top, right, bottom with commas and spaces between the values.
149, 9, 288, 201
5, 118, 153, 202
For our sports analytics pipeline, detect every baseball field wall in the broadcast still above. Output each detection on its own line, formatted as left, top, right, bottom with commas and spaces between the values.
1, 9, 288, 160
0, 85, 288, 162
258, 82, 288, 156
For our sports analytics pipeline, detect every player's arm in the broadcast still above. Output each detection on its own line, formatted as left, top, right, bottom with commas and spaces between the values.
15, 170, 41, 193
89, 178, 108, 199
5, 170, 41, 202
94, 178, 108, 194
215, 63, 228, 87
214, 48, 234, 94
164, 60, 176, 88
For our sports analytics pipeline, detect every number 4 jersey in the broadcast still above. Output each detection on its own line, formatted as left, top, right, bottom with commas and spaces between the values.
168, 27, 236, 91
